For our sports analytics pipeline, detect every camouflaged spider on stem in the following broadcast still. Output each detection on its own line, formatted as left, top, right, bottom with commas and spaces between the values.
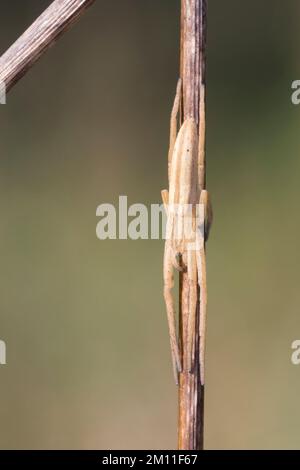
162, 79, 212, 385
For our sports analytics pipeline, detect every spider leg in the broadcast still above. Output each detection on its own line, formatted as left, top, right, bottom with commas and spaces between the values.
168, 78, 182, 183
196, 191, 208, 385
186, 247, 198, 372
197, 245, 207, 386
200, 189, 213, 242
163, 243, 182, 384
162, 192, 184, 273
162, 79, 183, 384
161, 189, 169, 215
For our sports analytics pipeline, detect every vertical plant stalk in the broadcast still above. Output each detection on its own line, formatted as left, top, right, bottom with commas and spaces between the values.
178, 0, 207, 450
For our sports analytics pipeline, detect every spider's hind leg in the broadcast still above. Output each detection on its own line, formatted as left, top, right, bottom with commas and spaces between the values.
197, 190, 209, 385
186, 248, 198, 372
163, 243, 182, 384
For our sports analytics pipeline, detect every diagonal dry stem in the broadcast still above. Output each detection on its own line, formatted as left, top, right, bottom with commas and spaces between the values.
0, 0, 95, 93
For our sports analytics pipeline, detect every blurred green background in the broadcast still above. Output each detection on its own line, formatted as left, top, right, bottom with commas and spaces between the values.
0, 0, 299, 450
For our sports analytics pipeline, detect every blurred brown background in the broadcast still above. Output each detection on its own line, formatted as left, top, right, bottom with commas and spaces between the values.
0, 0, 300, 450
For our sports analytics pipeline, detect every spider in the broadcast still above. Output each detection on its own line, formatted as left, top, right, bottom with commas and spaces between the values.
161, 79, 212, 385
